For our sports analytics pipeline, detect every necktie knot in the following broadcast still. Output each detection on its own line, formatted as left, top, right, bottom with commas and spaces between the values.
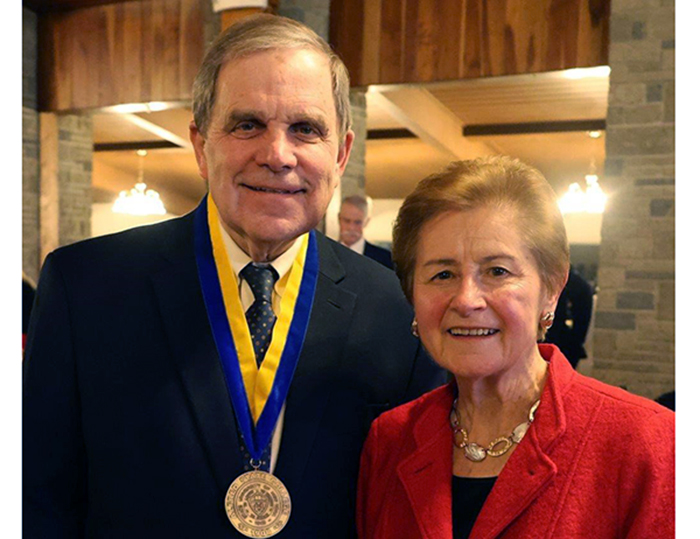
240, 264, 279, 305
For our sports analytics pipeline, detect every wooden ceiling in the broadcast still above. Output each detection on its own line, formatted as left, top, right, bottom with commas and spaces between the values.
91, 66, 609, 214
24, 0, 139, 13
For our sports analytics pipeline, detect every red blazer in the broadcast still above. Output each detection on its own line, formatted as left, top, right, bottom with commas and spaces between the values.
357, 345, 674, 538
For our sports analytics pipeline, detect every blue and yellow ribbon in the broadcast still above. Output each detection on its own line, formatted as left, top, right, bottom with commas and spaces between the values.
194, 195, 319, 460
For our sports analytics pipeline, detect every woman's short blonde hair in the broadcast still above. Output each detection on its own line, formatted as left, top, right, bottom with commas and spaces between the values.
393, 156, 570, 312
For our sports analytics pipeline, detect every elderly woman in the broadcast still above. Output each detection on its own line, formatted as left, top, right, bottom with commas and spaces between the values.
356, 156, 674, 538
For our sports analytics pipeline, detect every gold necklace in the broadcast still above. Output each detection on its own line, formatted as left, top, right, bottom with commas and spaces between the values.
450, 399, 540, 462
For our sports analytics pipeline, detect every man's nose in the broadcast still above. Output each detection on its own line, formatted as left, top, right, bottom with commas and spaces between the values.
451, 277, 487, 315
256, 129, 297, 172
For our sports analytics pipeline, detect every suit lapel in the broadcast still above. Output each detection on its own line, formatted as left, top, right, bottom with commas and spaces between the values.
275, 232, 357, 492
397, 388, 454, 539
150, 212, 244, 494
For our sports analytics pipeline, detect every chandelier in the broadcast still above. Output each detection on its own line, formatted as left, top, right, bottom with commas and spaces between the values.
112, 149, 166, 216
558, 131, 607, 215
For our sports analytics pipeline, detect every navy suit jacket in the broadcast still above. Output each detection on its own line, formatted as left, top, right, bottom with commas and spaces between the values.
23, 206, 444, 538
362, 241, 392, 270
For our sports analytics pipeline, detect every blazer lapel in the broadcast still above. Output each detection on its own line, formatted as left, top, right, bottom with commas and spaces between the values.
150, 212, 244, 494
397, 389, 454, 539
274, 231, 357, 493
469, 354, 567, 539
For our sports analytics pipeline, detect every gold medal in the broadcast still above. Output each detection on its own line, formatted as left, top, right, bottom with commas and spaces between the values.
224, 471, 291, 538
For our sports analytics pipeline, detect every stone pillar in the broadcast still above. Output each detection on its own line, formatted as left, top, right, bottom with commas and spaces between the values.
342, 90, 368, 198
278, 0, 331, 41
23, 7, 40, 283
591, 0, 674, 399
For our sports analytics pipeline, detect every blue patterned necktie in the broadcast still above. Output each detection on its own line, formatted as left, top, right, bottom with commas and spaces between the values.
240, 263, 279, 367
238, 263, 279, 472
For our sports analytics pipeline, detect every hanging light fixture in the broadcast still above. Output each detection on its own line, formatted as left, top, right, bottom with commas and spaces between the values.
112, 149, 166, 216
558, 131, 608, 215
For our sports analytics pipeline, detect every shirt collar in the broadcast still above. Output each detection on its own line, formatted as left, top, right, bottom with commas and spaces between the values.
347, 237, 365, 255
217, 218, 305, 289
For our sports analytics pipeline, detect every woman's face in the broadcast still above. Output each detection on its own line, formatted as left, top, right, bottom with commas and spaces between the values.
412, 206, 558, 380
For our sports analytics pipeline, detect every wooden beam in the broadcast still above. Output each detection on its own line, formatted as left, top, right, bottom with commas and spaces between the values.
462, 119, 606, 136
94, 140, 181, 152
120, 113, 191, 149
367, 128, 416, 140
372, 87, 500, 160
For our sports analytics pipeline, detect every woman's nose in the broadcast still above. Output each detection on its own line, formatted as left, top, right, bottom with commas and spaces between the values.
451, 277, 487, 314
256, 129, 298, 172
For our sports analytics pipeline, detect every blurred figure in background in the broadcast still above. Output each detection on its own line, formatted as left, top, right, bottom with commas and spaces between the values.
338, 195, 393, 269
22, 272, 36, 354
544, 265, 594, 370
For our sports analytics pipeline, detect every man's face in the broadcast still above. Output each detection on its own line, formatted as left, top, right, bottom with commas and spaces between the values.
190, 48, 354, 260
338, 202, 368, 246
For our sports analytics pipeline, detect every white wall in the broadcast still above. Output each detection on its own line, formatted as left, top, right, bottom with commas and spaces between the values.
91, 203, 177, 238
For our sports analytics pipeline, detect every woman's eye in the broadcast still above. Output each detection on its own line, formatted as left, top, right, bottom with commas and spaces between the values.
489, 267, 509, 277
431, 270, 453, 281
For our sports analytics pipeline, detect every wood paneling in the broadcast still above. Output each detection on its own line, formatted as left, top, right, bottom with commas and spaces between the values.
38, 0, 207, 112
330, 0, 610, 86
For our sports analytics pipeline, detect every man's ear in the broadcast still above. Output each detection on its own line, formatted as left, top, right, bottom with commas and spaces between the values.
336, 129, 355, 176
189, 120, 209, 181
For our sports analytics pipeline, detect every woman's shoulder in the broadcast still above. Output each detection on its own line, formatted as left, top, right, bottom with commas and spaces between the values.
564, 369, 674, 444
371, 384, 453, 441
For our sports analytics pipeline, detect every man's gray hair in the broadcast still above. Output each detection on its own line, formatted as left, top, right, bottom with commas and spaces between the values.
342, 195, 370, 217
192, 14, 351, 138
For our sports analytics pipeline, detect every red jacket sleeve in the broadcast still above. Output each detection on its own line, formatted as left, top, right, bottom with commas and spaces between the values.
619, 410, 675, 538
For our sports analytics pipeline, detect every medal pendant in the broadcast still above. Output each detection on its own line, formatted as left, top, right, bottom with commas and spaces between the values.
225, 471, 292, 538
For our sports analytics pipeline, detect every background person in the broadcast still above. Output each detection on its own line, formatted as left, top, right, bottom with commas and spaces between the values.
338, 195, 393, 269
23, 15, 443, 538
544, 264, 594, 369
357, 156, 674, 538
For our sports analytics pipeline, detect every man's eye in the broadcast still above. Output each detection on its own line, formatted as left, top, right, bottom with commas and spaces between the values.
291, 123, 320, 138
233, 121, 260, 133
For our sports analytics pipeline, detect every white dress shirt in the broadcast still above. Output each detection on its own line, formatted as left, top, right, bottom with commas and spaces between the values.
346, 237, 365, 255
218, 219, 305, 473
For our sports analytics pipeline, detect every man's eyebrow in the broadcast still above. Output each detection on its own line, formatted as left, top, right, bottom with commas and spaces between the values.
222, 109, 263, 130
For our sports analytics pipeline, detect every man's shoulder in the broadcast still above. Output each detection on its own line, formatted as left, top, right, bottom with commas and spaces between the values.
47, 213, 194, 286
318, 234, 398, 289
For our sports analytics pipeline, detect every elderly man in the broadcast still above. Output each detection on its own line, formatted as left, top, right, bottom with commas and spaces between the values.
338, 195, 393, 269
23, 14, 442, 539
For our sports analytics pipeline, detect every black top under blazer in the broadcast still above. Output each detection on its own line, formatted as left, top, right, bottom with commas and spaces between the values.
22, 206, 444, 538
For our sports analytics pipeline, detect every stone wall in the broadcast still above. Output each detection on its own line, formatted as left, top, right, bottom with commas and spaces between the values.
23, 6, 94, 280
278, 0, 331, 41
56, 115, 94, 247
342, 90, 367, 198
591, 0, 675, 399
23, 8, 40, 283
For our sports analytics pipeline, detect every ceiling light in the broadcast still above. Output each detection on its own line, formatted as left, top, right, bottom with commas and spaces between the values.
146, 101, 169, 112
561, 66, 611, 80
112, 150, 166, 216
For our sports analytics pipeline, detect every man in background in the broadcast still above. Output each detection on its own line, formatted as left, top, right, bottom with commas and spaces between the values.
545, 265, 594, 370
338, 194, 393, 269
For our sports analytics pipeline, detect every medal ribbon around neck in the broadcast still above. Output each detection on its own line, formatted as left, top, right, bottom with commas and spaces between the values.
194, 195, 319, 460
